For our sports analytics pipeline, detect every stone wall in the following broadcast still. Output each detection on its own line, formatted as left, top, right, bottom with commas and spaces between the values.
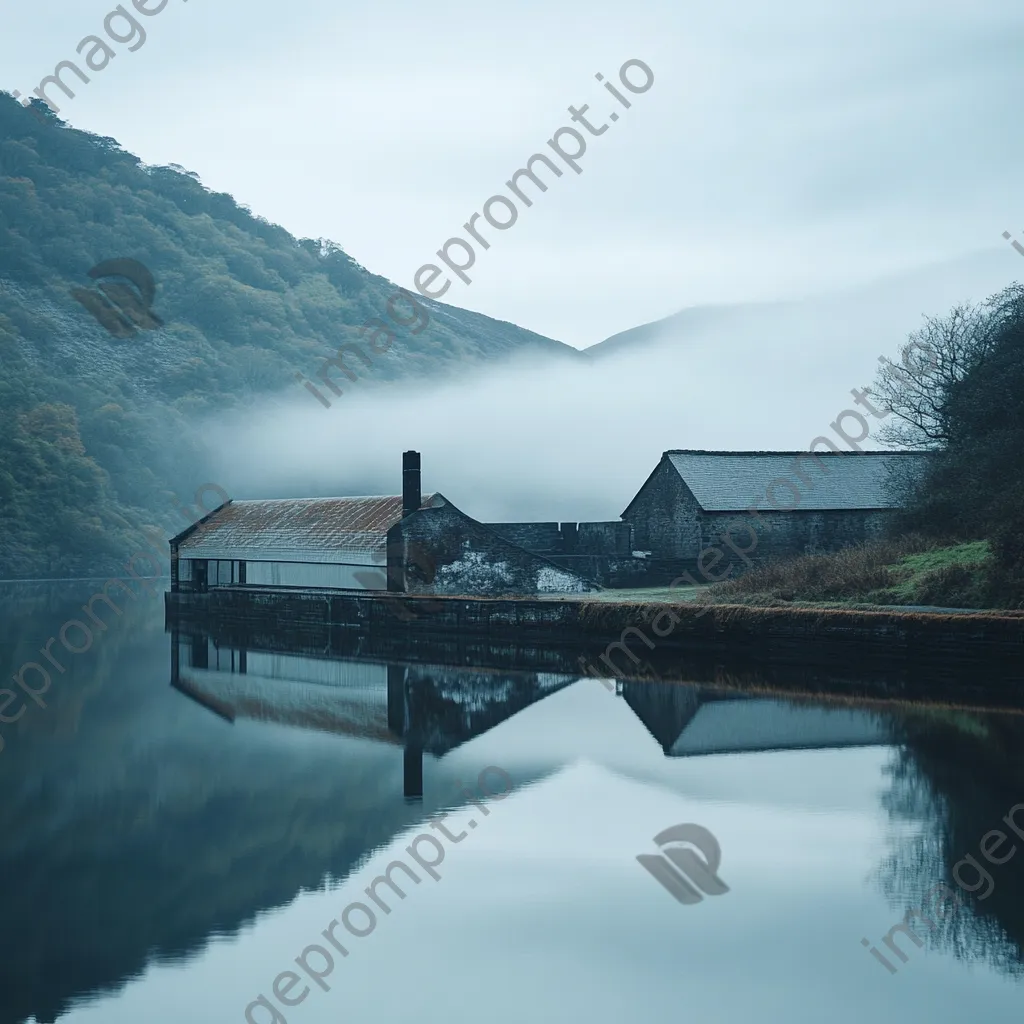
484, 520, 633, 556
543, 554, 652, 589
483, 520, 636, 586
485, 522, 563, 553
577, 522, 632, 555
165, 588, 1024, 698
622, 459, 702, 559
698, 508, 894, 575
388, 505, 599, 596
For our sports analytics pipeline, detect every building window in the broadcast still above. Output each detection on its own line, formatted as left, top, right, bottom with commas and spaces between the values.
196, 560, 246, 587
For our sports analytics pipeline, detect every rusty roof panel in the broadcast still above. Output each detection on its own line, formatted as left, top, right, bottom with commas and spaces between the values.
178, 493, 444, 561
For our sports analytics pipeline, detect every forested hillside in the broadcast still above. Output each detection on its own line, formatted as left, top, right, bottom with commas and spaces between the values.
0, 93, 579, 578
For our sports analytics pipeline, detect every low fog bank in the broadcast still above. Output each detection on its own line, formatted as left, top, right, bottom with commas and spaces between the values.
204, 250, 1021, 524
586, 246, 1021, 357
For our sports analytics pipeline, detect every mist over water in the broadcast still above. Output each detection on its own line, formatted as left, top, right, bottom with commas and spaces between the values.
208, 249, 1019, 522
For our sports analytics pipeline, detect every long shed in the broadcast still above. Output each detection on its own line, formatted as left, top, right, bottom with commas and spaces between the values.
170, 493, 448, 592
622, 449, 929, 566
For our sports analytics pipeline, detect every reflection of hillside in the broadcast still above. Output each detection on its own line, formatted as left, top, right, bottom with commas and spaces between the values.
878, 712, 1024, 977
6, 587, 1024, 1024
0, 582, 167, 755
0, 726, 430, 1024
0, 625, 572, 1024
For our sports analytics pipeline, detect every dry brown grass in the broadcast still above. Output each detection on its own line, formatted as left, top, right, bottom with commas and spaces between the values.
698, 533, 944, 606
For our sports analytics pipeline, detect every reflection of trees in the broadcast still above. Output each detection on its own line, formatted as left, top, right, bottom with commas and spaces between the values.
0, 597, 563, 1024
877, 710, 1024, 977
0, 580, 164, 750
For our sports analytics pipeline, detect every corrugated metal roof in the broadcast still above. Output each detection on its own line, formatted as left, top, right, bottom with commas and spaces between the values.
177, 494, 445, 562
176, 670, 401, 745
663, 450, 928, 511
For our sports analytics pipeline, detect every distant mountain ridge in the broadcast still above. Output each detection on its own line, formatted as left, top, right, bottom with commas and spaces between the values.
584, 249, 1019, 359
584, 301, 786, 358
0, 93, 581, 576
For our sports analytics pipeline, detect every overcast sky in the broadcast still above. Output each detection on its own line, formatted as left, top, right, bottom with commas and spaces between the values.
4, 0, 1024, 349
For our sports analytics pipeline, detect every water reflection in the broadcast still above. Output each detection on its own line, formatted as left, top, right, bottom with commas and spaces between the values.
621, 681, 893, 756
0, 585, 1023, 1024
170, 628, 578, 800
877, 710, 1024, 976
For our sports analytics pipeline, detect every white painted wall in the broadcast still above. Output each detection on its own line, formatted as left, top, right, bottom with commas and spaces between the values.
241, 560, 387, 590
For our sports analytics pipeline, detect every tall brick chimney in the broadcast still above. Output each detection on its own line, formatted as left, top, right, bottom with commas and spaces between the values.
402, 450, 421, 518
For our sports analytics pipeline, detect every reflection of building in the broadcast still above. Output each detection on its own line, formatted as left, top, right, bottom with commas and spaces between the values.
622, 681, 891, 756
170, 627, 577, 799
171, 624, 895, 806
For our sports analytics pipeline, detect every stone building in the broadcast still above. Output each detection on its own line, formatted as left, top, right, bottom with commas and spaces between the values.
477, 520, 647, 588
622, 449, 928, 571
168, 448, 928, 600
169, 452, 600, 597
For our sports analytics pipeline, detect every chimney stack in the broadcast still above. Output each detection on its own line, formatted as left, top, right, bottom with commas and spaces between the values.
402, 450, 421, 517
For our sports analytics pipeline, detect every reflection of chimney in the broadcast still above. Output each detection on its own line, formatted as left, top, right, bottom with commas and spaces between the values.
404, 743, 423, 802
403, 450, 421, 518
387, 665, 406, 736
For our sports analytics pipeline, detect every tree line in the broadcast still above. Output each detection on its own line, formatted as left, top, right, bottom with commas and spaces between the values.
875, 282, 1024, 606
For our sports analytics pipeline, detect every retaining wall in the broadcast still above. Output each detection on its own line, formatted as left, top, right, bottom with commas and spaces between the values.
165, 588, 1024, 698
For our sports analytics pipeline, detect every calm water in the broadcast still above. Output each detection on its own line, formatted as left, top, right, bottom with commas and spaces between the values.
1, 582, 1023, 1024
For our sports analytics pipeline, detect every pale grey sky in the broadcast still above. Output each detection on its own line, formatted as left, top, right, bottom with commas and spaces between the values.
4, 0, 1024, 348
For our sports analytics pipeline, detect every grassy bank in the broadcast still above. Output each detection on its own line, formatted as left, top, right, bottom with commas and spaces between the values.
696, 536, 1004, 610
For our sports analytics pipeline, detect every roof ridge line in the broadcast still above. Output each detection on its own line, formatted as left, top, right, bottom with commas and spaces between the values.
663, 449, 925, 457
230, 493, 439, 503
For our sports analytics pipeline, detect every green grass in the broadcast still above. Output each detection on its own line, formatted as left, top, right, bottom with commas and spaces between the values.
868, 540, 991, 606
542, 539, 1003, 610
897, 540, 991, 572
698, 536, 999, 610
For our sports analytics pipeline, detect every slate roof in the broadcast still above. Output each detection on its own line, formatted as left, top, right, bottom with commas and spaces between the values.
667, 699, 889, 755
621, 686, 889, 756
644, 450, 927, 512
175, 494, 446, 562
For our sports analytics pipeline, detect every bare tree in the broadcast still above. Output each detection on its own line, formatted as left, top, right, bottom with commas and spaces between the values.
873, 284, 1024, 450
